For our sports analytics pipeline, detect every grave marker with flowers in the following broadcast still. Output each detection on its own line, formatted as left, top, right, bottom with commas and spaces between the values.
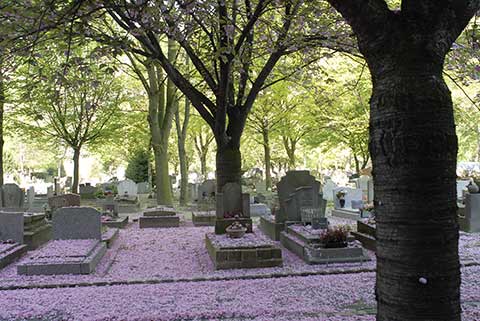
205, 182, 283, 270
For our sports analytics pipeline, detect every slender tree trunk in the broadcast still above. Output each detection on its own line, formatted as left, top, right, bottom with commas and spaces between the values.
262, 129, 272, 189
282, 136, 296, 170
0, 69, 4, 187
371, 63, 460, 321
216, 143, 242, 192
200, 152, 207, 178
175, 97, 190, 206
72, 146, 81, 194
353, 153, 360, 174
477, 124, 480, 162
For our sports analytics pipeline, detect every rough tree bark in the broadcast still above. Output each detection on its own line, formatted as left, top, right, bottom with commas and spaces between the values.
326, 1, 479, 320
72, 146, 81, 194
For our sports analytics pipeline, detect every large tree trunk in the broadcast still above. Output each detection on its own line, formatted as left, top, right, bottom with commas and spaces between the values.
72, 146, 81, 194
147, 39, 178, 206
371, 64, 459, 321
322, 3, 478, 320
262, 129, 272, 189
153, 142, 172, 205
0, 70, 4, 187
216, 143, 242, 192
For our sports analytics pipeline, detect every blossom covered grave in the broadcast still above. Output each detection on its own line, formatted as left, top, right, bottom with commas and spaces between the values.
17, 207, 107, 275
101, 196, 128, 228
139, 207, 180, 228
0, 212, 27, 269
192, 210, 216, 226
280, 224, 370, 264
351, 219, 376, 252
115, 179, 140, 213
260, 171, 326, 241
23, 212, 52, 250
206, 182, 283, 270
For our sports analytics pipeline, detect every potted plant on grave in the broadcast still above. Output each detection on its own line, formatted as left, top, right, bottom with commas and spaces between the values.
226, 221, 247, 238
336, 190, 347, 208
318, 226, 350, 248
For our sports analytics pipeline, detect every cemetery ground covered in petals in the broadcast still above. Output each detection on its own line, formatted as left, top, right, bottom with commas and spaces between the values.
0, 220, 480, 320
0, 266, 479, 321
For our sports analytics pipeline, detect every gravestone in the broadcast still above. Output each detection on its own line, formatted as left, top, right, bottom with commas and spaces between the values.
222, 182, 243, 214
276, 171, 322, 224
457, 180, 471, 201
2, 184, 25, 208
322, 177, 337, 201
137, 182, 150, 194
356, 175, 373, 202
0, 212, 24, 243
48, 193, 81, 214
0, 212, 27, 269
215, 182, 252, 234
47, 186, 54, 198
459, 193, 480, 233
18, 207, 106, 275
53, 207, 102, 240
332, 187, 363, 210
79, 183, 97, 198
199, 179, 216, 200
117, 179, 138, 197
188, 183, 199, 201
27, 187, 35, 210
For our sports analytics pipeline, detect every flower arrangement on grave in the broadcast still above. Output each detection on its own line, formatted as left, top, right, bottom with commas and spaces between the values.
336, 190, 347, 208
225, 221, 247, 238
224, 211, 243, 219
318, 226, 350, 248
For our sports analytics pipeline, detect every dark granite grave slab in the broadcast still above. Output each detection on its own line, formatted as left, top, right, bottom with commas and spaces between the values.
351, 221, 376, 252
17, 239, 106, 275
139, 215, 180, 228
102, 228, 119, 248
0, 242, 27, 269
280, 225, 370, 264
258, 215, 284, 241
23, 213, 52, 250
192, 212, 216, 226
102, 216, 129, 229
205, 233, 282, 270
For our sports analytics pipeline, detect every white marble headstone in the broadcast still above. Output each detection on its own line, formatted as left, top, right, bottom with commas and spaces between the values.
118, 179, 138, 196
322, 178, 337, 201
333, 187, 363, 209
457, 180, 470, 200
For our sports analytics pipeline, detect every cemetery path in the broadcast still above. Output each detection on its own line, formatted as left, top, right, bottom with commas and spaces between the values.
0, 265, 478, 321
